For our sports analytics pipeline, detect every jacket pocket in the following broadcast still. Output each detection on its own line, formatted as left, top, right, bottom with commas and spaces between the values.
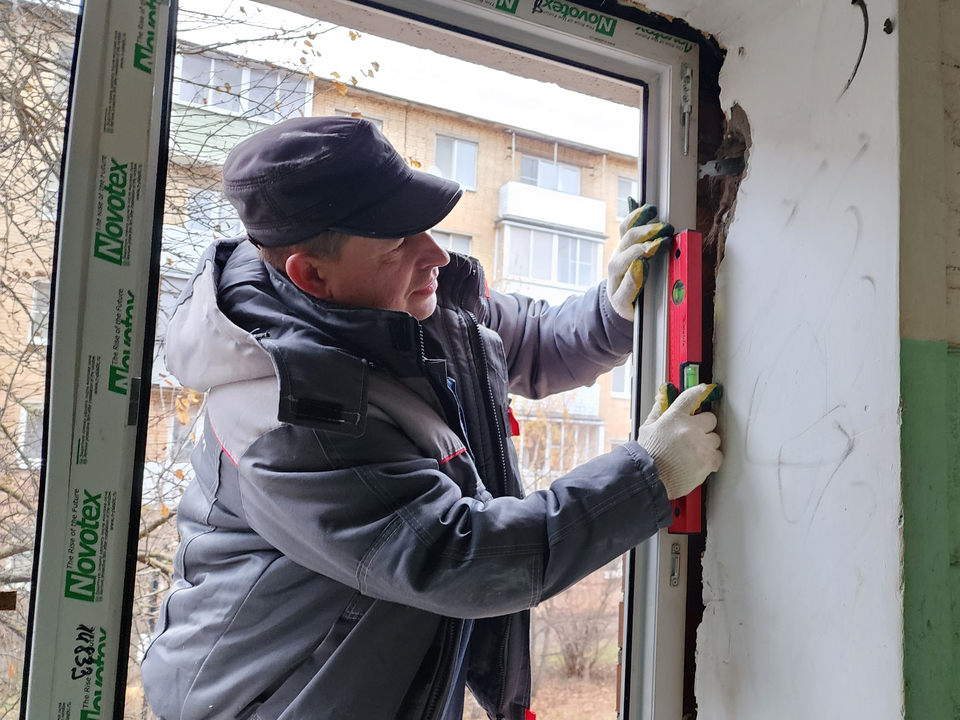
237, 592, 376, 720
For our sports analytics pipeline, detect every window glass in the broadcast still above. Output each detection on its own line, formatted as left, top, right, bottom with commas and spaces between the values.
508, 226, 531, 277
20, 405, 44, 463
538, 159, 558, 191
618, 176, 639, 219
531, 231, 553, 281
435, 136, 454, 180
611, 355, 631, 397
180, 54, 210, 104
432, 230, 472, 255
558, 164, 580, 195
247, 68, 278, 120
185, 189, 242, 237
42, 172, 59, 222
557, 235, 575, 285
334, 108, 383, 130
277, 76, 307, 119
520, 156, 538, 185
30, 281, 51, 345
211, 59, 242, 113
577, 239, 595, 286
454, 140, 478, 189
169, 401, 201, 464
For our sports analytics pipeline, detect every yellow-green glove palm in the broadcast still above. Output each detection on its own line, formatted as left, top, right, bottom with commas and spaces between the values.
607, 203, 674, 320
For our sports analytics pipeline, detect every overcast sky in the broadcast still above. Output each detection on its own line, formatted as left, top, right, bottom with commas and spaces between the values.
177, 0, 642, 157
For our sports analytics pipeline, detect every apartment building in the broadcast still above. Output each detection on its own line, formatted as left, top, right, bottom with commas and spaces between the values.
310, 79, 640, 476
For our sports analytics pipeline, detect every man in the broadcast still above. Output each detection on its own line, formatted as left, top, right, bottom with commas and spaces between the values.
141, 116, 722, 720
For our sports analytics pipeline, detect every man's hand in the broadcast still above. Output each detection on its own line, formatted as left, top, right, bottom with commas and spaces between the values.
636, 383, 722, 500
607, 204, 674, 320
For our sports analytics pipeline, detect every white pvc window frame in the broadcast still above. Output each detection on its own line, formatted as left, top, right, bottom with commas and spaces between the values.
501, 221, 601, 290
172, 51, 314, 124
292, 5, 699, 720
293, 4, 699, 719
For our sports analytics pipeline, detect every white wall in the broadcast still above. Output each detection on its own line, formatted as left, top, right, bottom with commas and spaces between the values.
634, 1, 904, 717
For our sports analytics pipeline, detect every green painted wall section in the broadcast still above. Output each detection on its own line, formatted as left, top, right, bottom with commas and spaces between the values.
901, 339, 960, 719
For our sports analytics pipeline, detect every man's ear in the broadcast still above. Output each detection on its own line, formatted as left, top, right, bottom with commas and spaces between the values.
285, 252, 333, 300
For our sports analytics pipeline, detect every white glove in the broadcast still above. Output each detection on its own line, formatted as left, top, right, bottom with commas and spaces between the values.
636, 383, 723, 500
607, 204, 674, 320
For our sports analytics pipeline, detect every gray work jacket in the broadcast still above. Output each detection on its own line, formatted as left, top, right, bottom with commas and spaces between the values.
141, 239, 672, 720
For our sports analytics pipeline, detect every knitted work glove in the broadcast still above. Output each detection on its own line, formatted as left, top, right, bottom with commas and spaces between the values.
636, 383, 723, 500
607, 203, 674, 320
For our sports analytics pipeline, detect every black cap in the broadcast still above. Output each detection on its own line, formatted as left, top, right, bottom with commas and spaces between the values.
222, 116, 464, 247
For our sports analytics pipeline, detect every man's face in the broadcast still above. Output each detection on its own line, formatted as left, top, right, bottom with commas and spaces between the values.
304, 232, 451, 321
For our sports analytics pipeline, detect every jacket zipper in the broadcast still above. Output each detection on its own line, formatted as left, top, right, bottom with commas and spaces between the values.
493, 614, 513, 719
464, 311, 509, 497
422, 617, 464, 720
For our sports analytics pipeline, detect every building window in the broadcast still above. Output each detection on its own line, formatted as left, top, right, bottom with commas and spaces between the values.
42, 171, 60, 222
177, 54, 310, 122
334, 108, 383, 131
168, 409, 200, 464
29, 280, 51, 346
519, 418, 600, 476
19, 403, 44, 465
617, 177, 639, 219
611, 354, 631, 399
520, 155, 581, 195
432, 230, 471, 255
184, 188, 243, 237
504, 225, 599, 288
434, 135, 477, 189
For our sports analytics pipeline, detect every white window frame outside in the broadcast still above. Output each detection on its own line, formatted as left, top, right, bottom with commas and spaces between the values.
334, 108, 384, 130
42, 171, 60, 222
617, 176, 640, 220
434, 134, 478, 190
173, 52, 313, 124
183, 188, 244, 238
501, 222, 601, 290
431, 229, 472, 255
18, 401, 44, 467
516, 416, 603, 477
519, 154, 581, 195
29, 279, 51, 346
611, 353, 632, 399
167, 406, 201, 464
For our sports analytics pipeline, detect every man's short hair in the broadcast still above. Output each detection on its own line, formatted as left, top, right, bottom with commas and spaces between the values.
257, 230, 351, 272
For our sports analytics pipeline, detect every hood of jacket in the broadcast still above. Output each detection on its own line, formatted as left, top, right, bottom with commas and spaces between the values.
165, 239, 487, 433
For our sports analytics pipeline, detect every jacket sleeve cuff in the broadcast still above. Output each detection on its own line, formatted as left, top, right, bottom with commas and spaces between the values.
621, 440, 673, 530
597, 279, 635, 341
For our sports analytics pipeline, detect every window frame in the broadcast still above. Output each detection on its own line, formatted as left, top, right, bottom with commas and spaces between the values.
610, 354, 632, 399
617, 176, 640, 220
431, 229, 472, 255
519, 154, 582, 195
172, 51, 313, 124
29, 279, 52, 346
183, 187, 244, 238
501, 222, 601, 290
18, 401, 44, 468
334, 108, 384, 130
433, 133, 479, 190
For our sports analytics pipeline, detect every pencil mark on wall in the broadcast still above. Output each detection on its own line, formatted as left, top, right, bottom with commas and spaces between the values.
846, 205, 863, 250
840, 0, 869, 98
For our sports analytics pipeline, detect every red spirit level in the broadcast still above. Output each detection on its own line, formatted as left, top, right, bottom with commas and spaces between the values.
667, 230, 704, 534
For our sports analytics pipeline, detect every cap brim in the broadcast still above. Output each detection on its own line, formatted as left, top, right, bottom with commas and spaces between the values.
328, 170, 464, 239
